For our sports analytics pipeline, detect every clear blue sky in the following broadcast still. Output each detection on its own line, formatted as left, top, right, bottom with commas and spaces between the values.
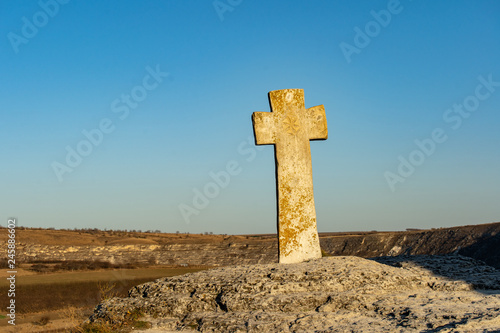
1, 0, 499, 234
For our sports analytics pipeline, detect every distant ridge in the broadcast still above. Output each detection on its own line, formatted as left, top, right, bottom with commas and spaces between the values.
2, 222, 499, 268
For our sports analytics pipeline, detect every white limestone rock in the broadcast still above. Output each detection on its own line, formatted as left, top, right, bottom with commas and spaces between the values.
88, 254, 500, 332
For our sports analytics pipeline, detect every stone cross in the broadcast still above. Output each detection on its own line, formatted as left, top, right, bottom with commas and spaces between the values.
252, 89, 328, 264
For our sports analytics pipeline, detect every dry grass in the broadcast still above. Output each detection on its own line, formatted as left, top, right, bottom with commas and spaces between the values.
0, 267, 208, 314
0, 266, 206, 287
62, 306, 89, 333
32, 315, 51, 326
0, 266, 209, 332
97, 281, 118, 301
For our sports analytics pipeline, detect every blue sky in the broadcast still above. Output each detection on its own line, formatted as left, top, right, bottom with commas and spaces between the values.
1, 0, 499, 234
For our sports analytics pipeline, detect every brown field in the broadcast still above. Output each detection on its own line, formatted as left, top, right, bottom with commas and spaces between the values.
0, 226, 260, 332
0, 266, 209, 332
0, 227, 255, 331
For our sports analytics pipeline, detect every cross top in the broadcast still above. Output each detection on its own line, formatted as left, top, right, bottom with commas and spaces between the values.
253, 89, 328, 145
252, 89, 328, 264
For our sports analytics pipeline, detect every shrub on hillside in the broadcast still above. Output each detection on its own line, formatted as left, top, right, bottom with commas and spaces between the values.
27, 259, 148, 273
30, 263, 52, 273
0, 259, 9, 269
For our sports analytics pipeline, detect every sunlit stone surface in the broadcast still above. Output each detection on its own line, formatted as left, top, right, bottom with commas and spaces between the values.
252, 89, 328, 263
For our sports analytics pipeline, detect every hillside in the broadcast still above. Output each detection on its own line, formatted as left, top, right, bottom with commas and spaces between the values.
1, 222, 499, 268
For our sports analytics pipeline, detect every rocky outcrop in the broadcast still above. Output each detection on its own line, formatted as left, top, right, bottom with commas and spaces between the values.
88, 255, 500, 332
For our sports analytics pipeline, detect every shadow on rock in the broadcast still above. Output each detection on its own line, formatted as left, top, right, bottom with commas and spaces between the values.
458, 232, 500, 269
371, 254, 500, 295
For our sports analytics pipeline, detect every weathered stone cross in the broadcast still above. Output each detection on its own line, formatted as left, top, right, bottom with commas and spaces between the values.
252, 89, 328, 264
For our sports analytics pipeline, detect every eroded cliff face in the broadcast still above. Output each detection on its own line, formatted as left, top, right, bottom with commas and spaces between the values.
11, 242, 278, 267
4, 222, 499, 268
319, 222, 500, 268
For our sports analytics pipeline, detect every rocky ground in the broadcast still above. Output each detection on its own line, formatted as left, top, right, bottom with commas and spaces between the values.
88, 254, 500, 332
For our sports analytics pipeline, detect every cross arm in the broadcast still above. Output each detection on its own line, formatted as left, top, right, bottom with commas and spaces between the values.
306, 105, 328, 140
252, 112, 276, 145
